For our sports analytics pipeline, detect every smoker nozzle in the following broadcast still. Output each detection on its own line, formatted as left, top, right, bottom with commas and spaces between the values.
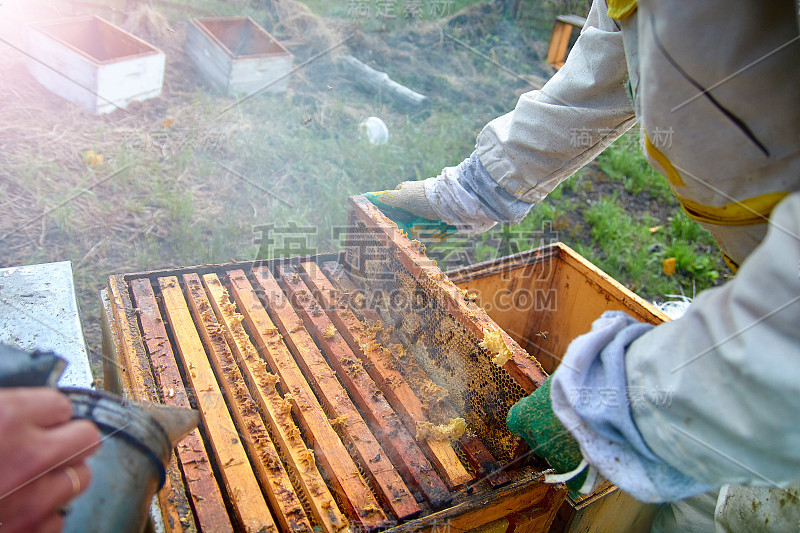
0, 343, 66, 388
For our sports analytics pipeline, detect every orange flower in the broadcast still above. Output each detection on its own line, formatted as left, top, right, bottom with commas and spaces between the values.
82, 150, 103, 169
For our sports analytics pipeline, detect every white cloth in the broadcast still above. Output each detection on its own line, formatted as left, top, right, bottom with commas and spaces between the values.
423, 166, 498, 234
424, 0, 635, 232
550, 312, 714, 502
714, 483, 800, 533
650, 483, 800, 533
626, 192, 800, 489
423, 152, 534, 233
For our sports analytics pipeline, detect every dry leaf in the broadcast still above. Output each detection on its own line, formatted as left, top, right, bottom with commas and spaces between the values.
663, 257, 677, 276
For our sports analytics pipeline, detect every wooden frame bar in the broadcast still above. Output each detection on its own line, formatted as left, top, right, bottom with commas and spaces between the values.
204, 272, 350, 533
183, 274, 313, 532
107, 275, 197, 533
158, 276, 276, 533
298, 261, 472, 492
277, 263, 454, 505
254, 267, 419, 522
387, 476, 562, 533
130, 279, 234, 533
226, 269, 391, 531
545, 14, 586, 69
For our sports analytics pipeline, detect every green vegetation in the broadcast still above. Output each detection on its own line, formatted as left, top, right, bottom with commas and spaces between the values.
598, 132, 674, 201
301, 0, 483, 21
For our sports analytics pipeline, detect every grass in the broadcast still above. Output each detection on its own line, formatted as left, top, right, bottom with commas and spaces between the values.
598, 132, 675, 201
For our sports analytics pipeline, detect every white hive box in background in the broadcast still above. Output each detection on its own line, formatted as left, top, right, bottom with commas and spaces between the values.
25, 16, 165, 115
185, 17, 292, 97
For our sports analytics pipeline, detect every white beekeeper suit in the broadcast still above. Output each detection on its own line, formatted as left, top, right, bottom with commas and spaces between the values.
419, 0, 800, 530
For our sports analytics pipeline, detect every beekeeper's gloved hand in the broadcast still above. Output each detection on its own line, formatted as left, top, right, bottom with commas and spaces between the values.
365, 151, 534, 239
364, 182, 457, 240
507, 377, 590, 493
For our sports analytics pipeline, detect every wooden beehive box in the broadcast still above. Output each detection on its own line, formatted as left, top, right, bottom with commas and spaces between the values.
100, 197, 663, 532
101, 253, 565, 532
25, 15, 165, 114
185, 17, 292, 97
447, 244, 666, 532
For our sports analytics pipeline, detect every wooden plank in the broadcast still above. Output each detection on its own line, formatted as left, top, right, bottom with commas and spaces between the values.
183, 274, 312, 533
107, 276, 197, 533
318, 261, 511, 489
228, 55, 293, 95
257, 266, 419, 522
507, 502, 561, 533
558, 244, 669, 325
299, 261, 472, 493
347, 195, 547, 394
448, 254, 561, 375
278, 263, 451, 504
457, 436, 511, 490
546, 20, 573, 68
100, 289, 124, 395
158, 276, 276, 533
387, 474, 564, 533
553, 487, 659, 533
555, 14, 587, 27
204, 273, 351, 533
445, 243, 668, 375
449, 259, 555, 346
227, 269, 391, 531
130, 279, 234, 533
185, 20, 234, 93
108, 275, 159, 401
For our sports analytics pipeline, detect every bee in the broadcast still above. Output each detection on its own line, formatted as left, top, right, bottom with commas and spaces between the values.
535, 331, 549, 340
303, 117, 313, 126
463, 290, 479, 303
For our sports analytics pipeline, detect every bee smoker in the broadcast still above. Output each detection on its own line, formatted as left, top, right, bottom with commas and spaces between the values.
61, 387, 199, 533
0, 344, 199, 533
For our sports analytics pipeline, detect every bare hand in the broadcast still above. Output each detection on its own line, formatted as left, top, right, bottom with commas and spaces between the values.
0, 388, 101, 533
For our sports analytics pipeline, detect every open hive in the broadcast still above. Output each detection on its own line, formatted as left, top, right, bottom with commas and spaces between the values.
25, 15, 165, 114
185, 17, 293, 96
101, 196, 567, 532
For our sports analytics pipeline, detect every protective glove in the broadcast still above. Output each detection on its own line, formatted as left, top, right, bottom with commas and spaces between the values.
364, 181, 457, 240
507, 376, 590, 493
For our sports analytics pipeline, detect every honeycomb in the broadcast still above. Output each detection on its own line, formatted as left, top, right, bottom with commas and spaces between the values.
344, 218, 528, 462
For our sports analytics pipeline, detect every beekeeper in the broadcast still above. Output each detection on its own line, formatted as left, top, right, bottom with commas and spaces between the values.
365, 0, 800, 530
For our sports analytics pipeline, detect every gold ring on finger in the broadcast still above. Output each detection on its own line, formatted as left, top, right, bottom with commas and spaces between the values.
64, 466, 81, 496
